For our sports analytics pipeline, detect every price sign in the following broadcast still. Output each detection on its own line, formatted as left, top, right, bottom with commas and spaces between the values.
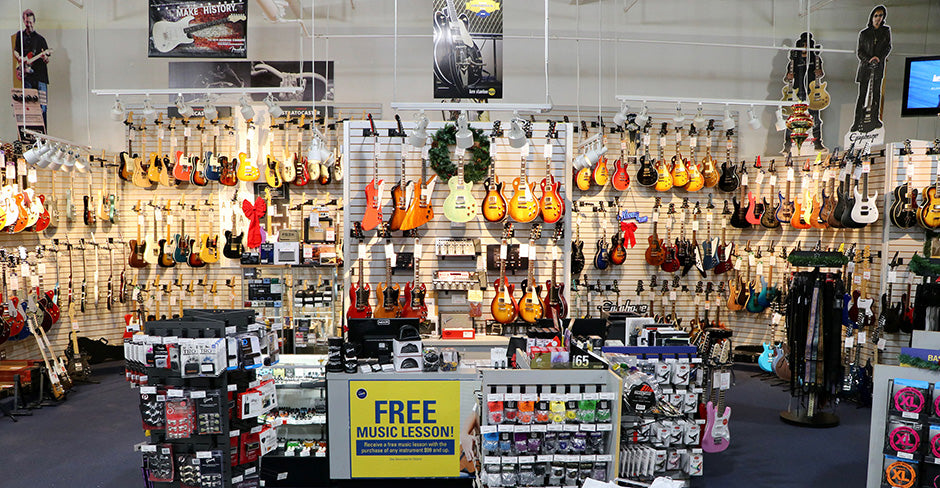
769, 174, 777, 187
755, 171, 765, 185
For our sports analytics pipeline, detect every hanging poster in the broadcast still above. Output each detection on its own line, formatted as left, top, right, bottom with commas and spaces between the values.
349, 380, 462, 478
11, 8, 50, 139
780, 32, 828, 154
433, 0, 502, 99
149, 0, 247, 58
844, 5, 891, 154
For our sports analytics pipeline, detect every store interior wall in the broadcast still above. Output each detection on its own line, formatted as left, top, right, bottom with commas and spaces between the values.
0, 1, 937, 155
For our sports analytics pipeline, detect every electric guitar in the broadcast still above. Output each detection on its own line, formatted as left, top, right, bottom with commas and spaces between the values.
203, 121, 223, 182
236, 123, 261, 181
151, 13, 246, 53
159, 119, 177, 187
702, 341, 731, 453
14, 48, 52, 79
443, 118, 479, 223
508, 122, 541, 223
790, 158, 813, 229
571, 214, 585, 276
660, 204, 681, 273
574, 121, 593, 191
264, 120, 284, 189
158, 201, 177, 268
645, 198, 665, 266
634, 119, 658, 187
387, 115, 412, 232
717, 129, 740, 192
190, 119, 209, 186
491, 224, 518, 324
347, 223, 373, 319
850, 155, 878, 225
400, 237, 428, 322
222, 194, 245, 259
701, 120, 720, 188
760, 159, 781, 229
593, 232, 610, 271
729, 164, 750, 229
890, 140, 919, 229
539, 121, 565, 224
198, 203, 221, 264
400, 134, 436, 231
362, 114, 385, 231
373, 226, 402, 319
172, 120, 195, 184
807, 74, 830, 111
670, 124, 690, 188
482, 122, 508, 222
292, 116, 310, 186
518, 225, 544, 323
653, 123, 674, 192
127, 201, 148, 269
919, 140, 940, 229
593, 119, 610, 187
432, 0, 483, 93
219, 122, 240, 186
744, 157, 763, 226
685, 123, 705, 192
187, 204, 207, 268
543, 227, 568, 320
610, 117, 633, 191
278, 122, 296, 184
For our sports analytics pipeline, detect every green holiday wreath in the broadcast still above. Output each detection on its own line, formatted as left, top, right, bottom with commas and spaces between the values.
428, 123, 492, 183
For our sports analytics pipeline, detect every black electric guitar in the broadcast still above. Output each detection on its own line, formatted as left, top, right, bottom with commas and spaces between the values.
717, 129, 739, 192
634, 119, 658, 187
222, 194, 244, 259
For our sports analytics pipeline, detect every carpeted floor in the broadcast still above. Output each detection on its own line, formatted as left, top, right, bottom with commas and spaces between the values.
0, 363, 870, 488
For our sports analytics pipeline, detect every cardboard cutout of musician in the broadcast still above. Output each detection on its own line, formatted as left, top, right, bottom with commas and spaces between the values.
844, 5, 891, 153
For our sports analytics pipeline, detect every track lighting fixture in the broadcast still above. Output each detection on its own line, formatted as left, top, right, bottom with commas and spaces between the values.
264, 94, 284, 119
507, 118, 527, 149
408, 112, 429, 147
747, 105, 762, 130
672, 102, 686, 123
175, 94, 194, 118
239, 95, 255, 122
634, 104, 650, 126
109, 97, 125, 122
722, 106, 736, 131
775, 107, 787, 131
612, 103, 630, 127
202, 97, 218, 121
142, 97, 156, 122
693, 103, 707, 125
455, 114, 474, 150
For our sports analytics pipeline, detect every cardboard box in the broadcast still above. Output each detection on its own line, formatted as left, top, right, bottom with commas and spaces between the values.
394, 355, 423, 372
441, 328, 475, 340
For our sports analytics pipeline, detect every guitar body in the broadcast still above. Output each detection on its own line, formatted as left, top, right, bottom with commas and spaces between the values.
653, 161, 674, 192
819, 190, 837, 227
158, 238, 177, 268
807, 80, 830, 111
918, 186, 940, 228
293, 154, 310, 186
187, 239, 206, 268
744, 192, 762, 225
5, 298, 24, 337
264, 157, 283, 188
890, 184, 919, 229
635, 155, 658, 187
518, 284, 544, 324
222, 230, 244, 259
850, 188, 879, 225
219, 156, 239, 186
571, 241, 585, 275
702, 401, 731, 453
790, 200, 811, 229
575, 167, 592, 191
118, 152, 134, 182
11, 193, 30, 233
490, 279, 517, 324
727, 280, 743, 311
593, 240, 610, 270
775, 191, 795, 223
280, 154, 296, 183
190, 157, 208, 186
151, 16, 197, 53
746, 282, 763, 313
702, 157, 720, 188
645, 235, 665, 266
773, 343, 791, 381
401, 282, 429, 321
236, 152, 260, 182
757, 343, 774, 372
539, 177, 565, 224
660, 243, 680, 273
172, 152, 193, 183
543, 282, 568, 320
362, 178, 385, 231
760, 197, 780, 229
482, 178, 508, 222
610, 234, 627, 265
204, 154, 222, 181
373, 284, 402, 319
592, 157, 609, 186
387, 181, 410, 232
729, 197, 750, 229
128, 240, 148, 269
199, 235, 220, 264
318, 162, 332, 185
508, 179, 540, 223
400, 177, 436, 231
611, 158, 630, 191
32, 194, 51, 232
670, 156, 690, 188
685, 161, 705, 192
717, 162, 740, 193
443, 177, 478, 223
173, 233, 191, 263
809, 194, 827, 229
347, 285, 373, 318
132, 156, 152, 189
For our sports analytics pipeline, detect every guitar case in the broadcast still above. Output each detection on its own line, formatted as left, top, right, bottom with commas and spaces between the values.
78, 336, 124, 364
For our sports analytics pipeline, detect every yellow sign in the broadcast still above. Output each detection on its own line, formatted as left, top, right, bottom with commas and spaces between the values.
350, 380, 461, 478
466, 0, 500, 16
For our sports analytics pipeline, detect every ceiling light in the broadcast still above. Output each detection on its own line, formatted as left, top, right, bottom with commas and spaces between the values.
634, 104, 649, 126
264, 94, 284, 119
142, 97, 156, 122
612, 103, 630, 127
408, 112, 430, 147
693, 103, 707, 125
672, 102, 685, 123
455, 114, 474, 150
109, 97, 125, 122
175, 94, 194, 118
203, 97, 218, 120
747, 105, 762, 130
775, 107, 787, 131
239, 95, 255, 122
722, 106, 735, 131
507, 118, 527, 149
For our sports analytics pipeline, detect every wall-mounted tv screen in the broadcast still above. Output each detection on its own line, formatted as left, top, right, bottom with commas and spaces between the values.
902, 55, 940, 116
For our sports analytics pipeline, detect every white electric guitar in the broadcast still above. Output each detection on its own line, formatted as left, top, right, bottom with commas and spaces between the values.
151, 14, 246, 53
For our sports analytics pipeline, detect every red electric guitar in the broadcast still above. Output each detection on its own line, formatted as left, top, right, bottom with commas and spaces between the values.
401, 234, 429, 322
543, 226, 568, 320
362, 114, 384, 231
347, 223, 373, 319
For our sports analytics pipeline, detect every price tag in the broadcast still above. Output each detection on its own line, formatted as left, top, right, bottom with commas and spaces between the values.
358, 243, 367, 256
853, 274, 862, 285
787, 167, 795, 182
499, 243, 507, 260
669, 291, 677, 301
858, 331, 867, 343
16, 159, 26, 174
552, 246, 559, 261
812, 170, 820, 181
183, 126, 192, 138
769, 255, 777, 267
908, 162, 916, 177
706, 212, 713, 223
20, 263, 29, 277
769, 174, 777, 187
862, 162, 871, 173
733, 257, 743, 271
277, 473, 289, 481
844, 336, 854, 349
847, 262, 855, 273
822, 169, 832, 181
170, 295, 178, 307
167, 389, 184, 398
643, 133, 651, 146
863, 270, 871, 280
662, 296, 670, 306
853, 166, 863, 179
544, 143, 552, 160
755, 171, 765, 185
468, 289, 483, 302
741, 173, 749, 187
4, 164, 13, 180
878, 338, 887, 350
157, 128, 165, 140
719, 372, 731, 390
26, 168, 37, 184
888, 270, 898, 282
704, 301, 711, 309
212, 125, 221, 137
756, 263, 764, 276
748, 253, 756, 267
691, 221, 699, 232
384, 242, 394, 258
519, 243, 530, 258
140, 386, 157, 395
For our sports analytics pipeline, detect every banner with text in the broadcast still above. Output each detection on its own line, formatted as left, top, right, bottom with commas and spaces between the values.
149, 0, 247, 58
349, 380, 460, 478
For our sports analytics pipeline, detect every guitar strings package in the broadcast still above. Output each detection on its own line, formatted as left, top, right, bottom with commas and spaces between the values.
889, 379, 930, 421
884, 418, 924, 459
882, 454, 918, 488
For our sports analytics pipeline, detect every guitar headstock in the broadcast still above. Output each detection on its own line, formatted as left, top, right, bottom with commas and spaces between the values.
530, 224, 542, 242
706, 119, 715, 133
502, 221, 514, 240
705, 281, 714, 297
491, 120, 503, 138
659, 122, 668, 137
653, 197, 662, 211
667, 203, 676, 216
717, 281, 726, 296
696, 281, 704, 294
707, 193, 715, 209
680, 198, 690, 211
649, 274, 657, 288
672, 274, 680, 289
636, 280, 644, 295
689, 124, 697, 138
625, 113, 639, 134
551, 225, 564, 244
544, 120, 556, 140
661, 280, 669, 294
379, 222, 391, 240
693, 201, 701, 216
351, 222, 365, 241
929, 139, 940, 156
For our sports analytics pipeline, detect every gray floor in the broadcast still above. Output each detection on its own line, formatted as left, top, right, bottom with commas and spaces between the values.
0, 363, 870, 488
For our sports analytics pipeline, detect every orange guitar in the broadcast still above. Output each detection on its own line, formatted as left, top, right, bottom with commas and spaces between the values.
685, 124, 705, 192
508, 123, 541, 223
400, 141, 436, 231
670, 124, 690, 188
574, 121, 592, 191
701, 120, 720, 188
518, 225, 544, 323
654, 123, 674, 192
790, 158, 813, 230
539, 120, 564, 224
592, 120, 610, 187
373, 226, 402, 318
482, 122, 508, 222
491, 224, 518, 324
610, 122, 632, 191
362, 115, 384, 231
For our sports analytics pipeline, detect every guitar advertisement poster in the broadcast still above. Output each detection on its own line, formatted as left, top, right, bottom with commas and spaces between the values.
432, 0, 502, 99
844, 4, 891, 154
11, 8, 49, 140
780, 32, 828, 154
149, 0, 247, 58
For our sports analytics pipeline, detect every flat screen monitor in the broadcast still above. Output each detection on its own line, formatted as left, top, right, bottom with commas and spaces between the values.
902, 55, 940, 116
346, 317, 422, 358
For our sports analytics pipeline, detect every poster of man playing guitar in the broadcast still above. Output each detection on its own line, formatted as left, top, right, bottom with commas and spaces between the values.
432, 0, 502, 99
11, 8, 50, 139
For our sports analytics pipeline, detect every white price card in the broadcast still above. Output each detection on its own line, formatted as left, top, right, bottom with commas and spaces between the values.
862, 162, 871, 173
499, 243, 507, 260
845, 336, 854, 348
519, 243, 530, 258
858, 331, 867, 343
544, 143, 553, 160
720, 372, 731, 390
853, 274, 862, 285
863, 271, 871, 280
756, 263, 764, 276
755, 171, 765, 185
384, 242, 394, 257
669, 291, 677, 301
183, 126, 192, 138
769, 174, 777, 187
888, 271, 898, 282
878, 338, 887, 350
787, 167, 796, 182
741, 173, 749, 187
157, 128, 165, 140
691, 221, 699, 232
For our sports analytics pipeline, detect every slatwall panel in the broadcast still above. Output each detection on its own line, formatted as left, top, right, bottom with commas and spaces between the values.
880, 140, 937, 365
341, 121, 573, 332
0, 104, 380, 362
